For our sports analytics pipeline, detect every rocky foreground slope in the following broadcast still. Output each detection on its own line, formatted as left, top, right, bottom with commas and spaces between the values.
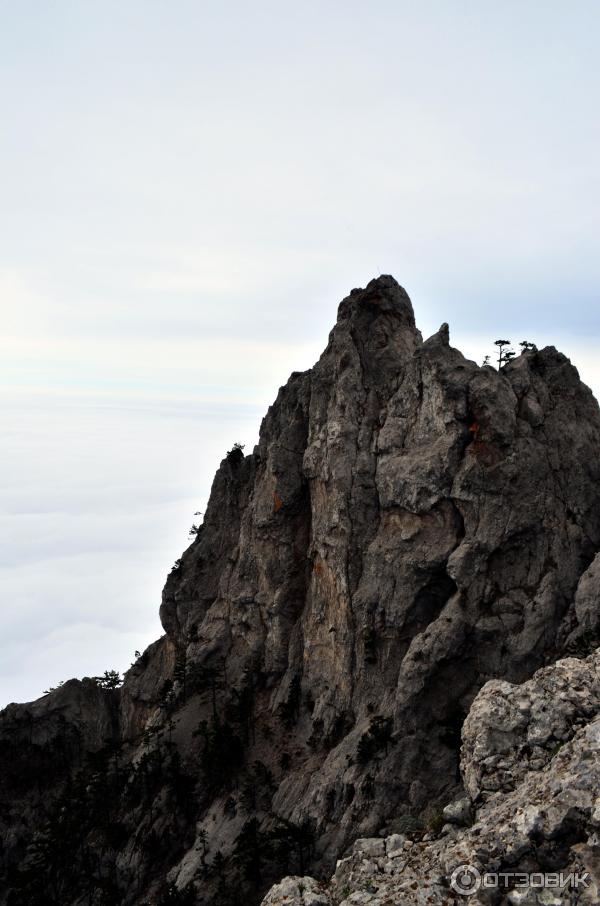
262, 647, 600, 905
2, 276, 600, 905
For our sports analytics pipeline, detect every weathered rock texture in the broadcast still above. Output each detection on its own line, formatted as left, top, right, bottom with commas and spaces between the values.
2, 276, 600, 906
262, 649, 600, 905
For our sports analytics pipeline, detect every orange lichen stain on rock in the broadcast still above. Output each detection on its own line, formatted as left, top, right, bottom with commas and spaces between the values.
467, 420, 500, 464
468, 421, 480, 442
313, 561, 324, 575
273, 491, 284, 513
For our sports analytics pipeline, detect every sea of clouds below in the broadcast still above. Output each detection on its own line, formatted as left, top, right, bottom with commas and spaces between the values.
0, 395, 265, 706
2, 329, 598, 709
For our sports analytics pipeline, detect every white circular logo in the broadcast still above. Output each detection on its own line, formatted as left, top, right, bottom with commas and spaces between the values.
450, 864, 481, 896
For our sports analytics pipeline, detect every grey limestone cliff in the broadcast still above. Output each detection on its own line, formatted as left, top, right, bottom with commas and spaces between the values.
2, 276, 600, 905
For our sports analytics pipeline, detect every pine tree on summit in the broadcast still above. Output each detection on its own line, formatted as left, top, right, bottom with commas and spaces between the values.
494, 338, 513, 368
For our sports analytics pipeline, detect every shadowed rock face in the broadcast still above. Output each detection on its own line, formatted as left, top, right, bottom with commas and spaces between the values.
2, 276, 600, 905
262, 646, 600, 906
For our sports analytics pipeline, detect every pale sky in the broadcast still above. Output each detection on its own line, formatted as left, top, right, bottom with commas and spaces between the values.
1, 1, 600, 705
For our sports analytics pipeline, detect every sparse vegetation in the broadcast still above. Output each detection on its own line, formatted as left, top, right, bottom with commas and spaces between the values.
486, 338, 536, 369
227, 442, 245, 462
394, 814, 425, 836
92, 669, 122, 690
422, 805, 445, 835
43, 680, 65, 694
197, 716, 245, 792
173, 649, 188, 700
494, 338, 514, 368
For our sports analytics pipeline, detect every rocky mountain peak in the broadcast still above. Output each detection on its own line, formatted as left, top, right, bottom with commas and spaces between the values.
2, 277, 600, 906
335, 274, 417, 327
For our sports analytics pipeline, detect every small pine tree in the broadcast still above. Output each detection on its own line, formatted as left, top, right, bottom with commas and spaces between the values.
494, 339, 514, 369
227, 442, 245, 463
269, 817, 315, 875
232, 818, 264, 888
96, 670, 122, 690
173, 650, 188, 701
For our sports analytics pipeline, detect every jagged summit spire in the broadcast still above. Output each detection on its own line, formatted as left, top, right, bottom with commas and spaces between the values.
336, 274, 416, 329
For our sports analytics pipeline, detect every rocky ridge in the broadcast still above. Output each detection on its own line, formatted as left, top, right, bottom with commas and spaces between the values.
1, 276, 600, 905
262, 642, 600, 905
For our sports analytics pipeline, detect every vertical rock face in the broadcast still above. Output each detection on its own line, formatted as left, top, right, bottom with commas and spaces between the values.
2, 276, 600, 905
